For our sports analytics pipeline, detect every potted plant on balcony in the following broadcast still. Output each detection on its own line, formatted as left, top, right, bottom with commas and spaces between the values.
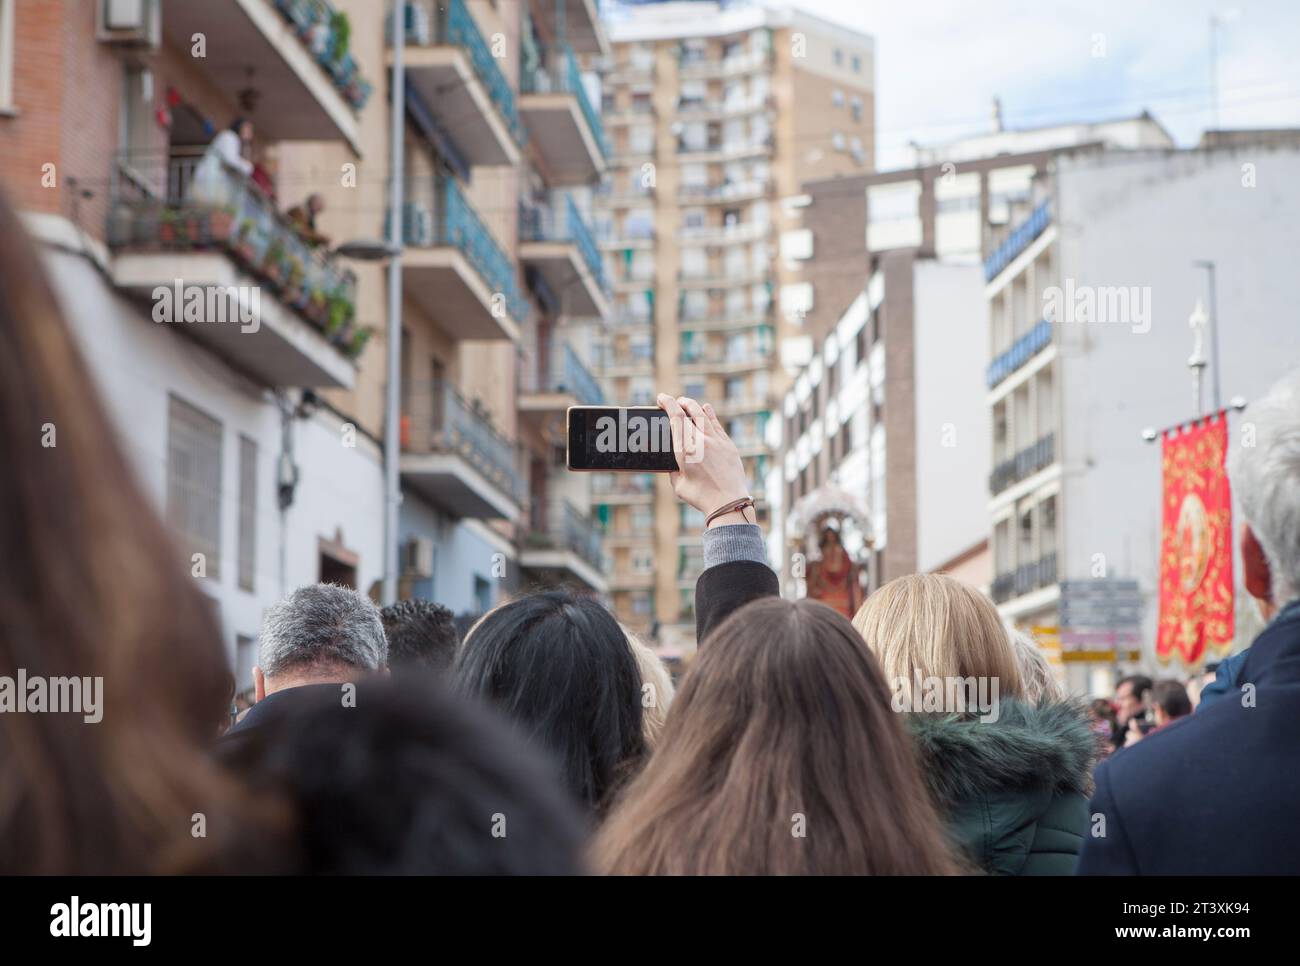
158, 209, 180, 245
324, 290, 354, 339
345, 325, 373, 360
262, 238, 287, 287
181, 207, 204, 245
208, 205, 236, 245
285, 255, 306, 305
306, 285, 329, 326
233, 219, 259, 264
329, 10, 351, 64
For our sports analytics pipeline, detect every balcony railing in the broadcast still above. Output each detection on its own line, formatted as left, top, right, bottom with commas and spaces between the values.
525, 499, 607, 573
522, 44, 610, 158
519, 195, 607, 294
522, 341, 605, 405
392, 176, 529, 323
984, 199, 1051, 281
989, 431, 1056, 495
273, 0, 373, 110
391, 0, 525, 146
107, 152, 363, 357
592, 473, 656, 498
993, 552, 1058, 603
403, 380, 522, 502
678, 178, 771, 203
988, 318, 1052, 389
595, 342, 655, 368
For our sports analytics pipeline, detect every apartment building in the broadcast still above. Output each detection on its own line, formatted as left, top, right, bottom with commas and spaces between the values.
591, 0, 874, 647
0, 0, 383, 694
0, 0, 611, 690
984, 130, 1300, 694
381, 0, 611, 611
771, 117, 1176, 597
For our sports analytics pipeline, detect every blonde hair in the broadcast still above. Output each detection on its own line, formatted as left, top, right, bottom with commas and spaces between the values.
1008, 627, 1063, 704
623, 627, 675, 751
851, 573, 1023, 700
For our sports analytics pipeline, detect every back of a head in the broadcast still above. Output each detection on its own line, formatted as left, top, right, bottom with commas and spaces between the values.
220, 676, 585, 874
1152, 679, 1192, 721
381, 598, 459, 673
0, 190, 252, 873
1009, 628, 1064, 705
260, 583, 387, 682
852, 573, 1024, 701
454, 590, 646, 813
1117, 674, 1153, 700
1229, 368, 1300, 605
594, 597, 959, 875
623, 626, 675, 751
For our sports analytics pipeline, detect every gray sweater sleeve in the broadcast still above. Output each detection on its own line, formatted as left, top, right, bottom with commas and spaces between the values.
702, 523, 769, 569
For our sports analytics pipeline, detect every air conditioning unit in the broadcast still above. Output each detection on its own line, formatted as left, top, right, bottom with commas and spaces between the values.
402, 537, 435, 580
99, 0, 160, 48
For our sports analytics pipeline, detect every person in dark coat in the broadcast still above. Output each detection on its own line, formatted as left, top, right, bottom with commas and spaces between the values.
1078, 369, 1300, 874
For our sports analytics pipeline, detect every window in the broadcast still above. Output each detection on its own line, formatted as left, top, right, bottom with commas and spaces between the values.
850, 97, 863, 122
833, 48, 843, 67
167, 395, 223, 579
237, 435, 257, 592
851, 54, 862, 73
631, 591, 653, 616
0, 0, 15, 112
473, 576, 493, 614
832, 88, 844, 108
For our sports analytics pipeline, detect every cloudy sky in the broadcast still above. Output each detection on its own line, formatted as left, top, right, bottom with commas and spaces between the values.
789, 0, 1300, 168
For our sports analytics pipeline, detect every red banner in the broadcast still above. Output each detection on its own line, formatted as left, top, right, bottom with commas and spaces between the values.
1156, 413, 1234, 666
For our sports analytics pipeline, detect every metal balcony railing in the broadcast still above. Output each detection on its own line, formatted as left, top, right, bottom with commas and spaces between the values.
518, 195, 608, 294
390, 0, 525, 146
984, 199, 1051, 281
592, 473, 656, 498
523, 44, 610, 158
390, 176, 529, 323
525, 499, 607, 572
522, 341, 605, 405
988, 318, 1052, 388
107, 152, 362, 356
994, 552, 1058, 603
273, 0, 373, 110
403, 380, 522, 502
989, 431, 1057, 495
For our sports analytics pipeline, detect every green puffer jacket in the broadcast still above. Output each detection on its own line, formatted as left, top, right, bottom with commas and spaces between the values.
905, 699, 1099, 876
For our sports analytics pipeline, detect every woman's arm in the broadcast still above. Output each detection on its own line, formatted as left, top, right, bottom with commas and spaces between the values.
656, 394, 779, 643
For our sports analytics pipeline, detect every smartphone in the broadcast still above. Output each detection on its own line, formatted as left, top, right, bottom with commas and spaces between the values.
567, 406, 679, 472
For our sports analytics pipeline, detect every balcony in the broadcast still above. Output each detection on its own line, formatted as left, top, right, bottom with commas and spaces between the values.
678, 264, 770, 289
988, 318, 1052, 389
678, 179, 772, 205
520, 499, 609, 593
519, 196, 609, 316
984, 199, 1051, 282
992, 552, 1058, 604
106, 153, 359, 389
530, 0, 607, 57
401, 380, 521, 521
521, 45, 610, 184
394, 176, 527, 342
595, 342, 655, 373
989, 432, 1056, 496
519, 341, 604, 424
677, 305, 774, 330
678, 47, 773, 79
161, 0, 369, 152
592, 472, 656, 502
389, 0, 524, 165
678, 219, 770, 245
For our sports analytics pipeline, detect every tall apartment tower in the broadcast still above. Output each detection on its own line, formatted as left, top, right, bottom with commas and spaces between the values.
591, 0, 875, 649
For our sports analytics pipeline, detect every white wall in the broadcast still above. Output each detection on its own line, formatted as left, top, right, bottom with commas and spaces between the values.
1055, 141, 1300, 655
43, 245, 385, 670
913, 259, 991, 572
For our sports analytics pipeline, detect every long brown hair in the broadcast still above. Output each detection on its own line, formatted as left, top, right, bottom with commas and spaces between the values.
592, 597, 962, 874
0, 190, 282, 872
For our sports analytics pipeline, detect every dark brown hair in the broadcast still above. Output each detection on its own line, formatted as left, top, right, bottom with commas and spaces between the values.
592, 597, 963, 874
0, 190, 283, 872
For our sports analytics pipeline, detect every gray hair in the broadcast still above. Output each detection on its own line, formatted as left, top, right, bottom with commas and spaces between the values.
1007, 626, 1063, 705
1229, 368, 1300, 606
259, 583, 387, 677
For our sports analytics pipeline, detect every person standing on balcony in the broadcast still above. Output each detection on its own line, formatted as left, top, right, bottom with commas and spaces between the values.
287, 193, 331, 248
190, 117, 254, 207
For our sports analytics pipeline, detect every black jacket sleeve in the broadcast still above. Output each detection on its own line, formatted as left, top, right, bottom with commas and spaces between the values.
694, 560, 780, 644
1074, 760, 1139, 875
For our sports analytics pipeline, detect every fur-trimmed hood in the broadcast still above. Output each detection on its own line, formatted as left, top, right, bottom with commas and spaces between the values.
904, 698, 1098, 809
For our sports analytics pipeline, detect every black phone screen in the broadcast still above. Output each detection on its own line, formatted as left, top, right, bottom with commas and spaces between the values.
567, 407, 679, 472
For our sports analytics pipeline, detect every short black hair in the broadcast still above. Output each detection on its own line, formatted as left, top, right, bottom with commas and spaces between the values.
453, 589, 646, 815
1117, 674, 1153, 699
381, 598, 458, 673
218, 677, 584, 874
1152, 679, 1193, 720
